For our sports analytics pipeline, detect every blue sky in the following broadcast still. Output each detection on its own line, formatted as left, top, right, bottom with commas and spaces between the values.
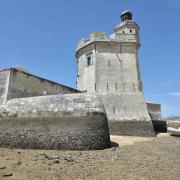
0, 0, 179, 117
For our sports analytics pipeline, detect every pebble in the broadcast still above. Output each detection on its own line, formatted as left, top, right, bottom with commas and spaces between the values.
52, 155, 59, 159
17, 160, 22, 165
109, 147, 116, 151
3, 172, 13, 177
63, 157, 74, 162
0, 166, 6, 170
47, 162, 53, 166
53, 159, 60, 164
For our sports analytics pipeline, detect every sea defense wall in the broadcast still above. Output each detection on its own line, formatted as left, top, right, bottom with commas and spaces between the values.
0, 93, 111, 150
167, 120, 180, 129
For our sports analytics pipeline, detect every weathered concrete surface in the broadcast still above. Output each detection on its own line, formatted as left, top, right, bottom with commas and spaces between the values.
0, 68, 79, 103
0, 93, 111, 150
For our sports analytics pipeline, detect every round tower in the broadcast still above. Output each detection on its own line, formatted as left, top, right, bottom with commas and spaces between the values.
75, 11, 155, 136
76, 10, 142, 94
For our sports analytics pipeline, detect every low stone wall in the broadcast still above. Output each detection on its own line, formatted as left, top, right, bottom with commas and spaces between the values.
167, 120, 180, 129
108, 120, 155, 137
0, 93, 111, 150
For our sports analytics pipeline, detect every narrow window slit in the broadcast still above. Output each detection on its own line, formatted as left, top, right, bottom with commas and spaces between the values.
115, 83, 118, 91
123, 83, 125, 92
113, 106, 116, 114
133, 82, 135, 92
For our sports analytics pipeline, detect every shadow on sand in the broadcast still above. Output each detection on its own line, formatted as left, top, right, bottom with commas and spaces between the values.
110, 141, 119, 148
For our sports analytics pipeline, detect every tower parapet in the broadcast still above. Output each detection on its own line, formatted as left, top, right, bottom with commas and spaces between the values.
76, 11, 140, 57
76, 32, 108, 53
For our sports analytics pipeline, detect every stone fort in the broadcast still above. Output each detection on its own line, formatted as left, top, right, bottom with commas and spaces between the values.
0, 10, 161, 150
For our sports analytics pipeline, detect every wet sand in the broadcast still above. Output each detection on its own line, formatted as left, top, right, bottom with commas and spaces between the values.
0, 133, 179, 180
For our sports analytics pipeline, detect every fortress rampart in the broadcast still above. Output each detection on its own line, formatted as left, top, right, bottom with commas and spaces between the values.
0, 68, 111, 150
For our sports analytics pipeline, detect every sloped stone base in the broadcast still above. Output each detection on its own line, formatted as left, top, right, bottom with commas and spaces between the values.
109, 120, 155, 137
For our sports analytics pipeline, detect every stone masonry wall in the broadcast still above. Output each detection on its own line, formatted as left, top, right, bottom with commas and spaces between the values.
0, 93, 111, 150
108, 121, 155, 137
0, 70, 10, 104
77, 42, 141, 94
0, 68, 79, 103
100, 93, 151, 121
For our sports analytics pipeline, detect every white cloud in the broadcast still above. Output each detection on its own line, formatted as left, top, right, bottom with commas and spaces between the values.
152, 92, 180, 97
162, 80, 174, 85
167, 92, 180, 96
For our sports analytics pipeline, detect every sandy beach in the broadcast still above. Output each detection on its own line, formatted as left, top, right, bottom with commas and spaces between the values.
0, 133, 179, 180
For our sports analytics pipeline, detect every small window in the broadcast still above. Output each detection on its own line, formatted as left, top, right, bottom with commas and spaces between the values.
113, 106, 116, 114
130, 29, 132, 33
122, 31, 125, 34
86, 52, 93, 66
115, 83, 118, 91
123, 83, 126, 92
87, 56, 92, 66
133, 82, 135, 92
